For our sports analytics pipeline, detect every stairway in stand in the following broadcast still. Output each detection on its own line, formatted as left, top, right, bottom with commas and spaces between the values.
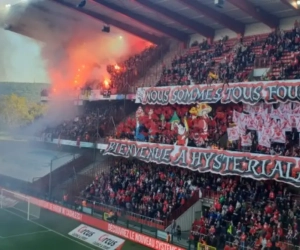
131, 40, 184, 91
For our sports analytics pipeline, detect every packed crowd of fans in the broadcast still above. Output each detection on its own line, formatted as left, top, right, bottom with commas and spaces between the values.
41, 20, 300, 98
105, 43, 168, 91
190, 177, 300, 249
157, 22, 300, 87
77, 158, 300, 249
157, 36, 255, 86
82, 44, 169, 92
116, 102, 300, 158
261, 22, 300, 81
40, 99, 300, 158
37, 19, 300, 250
80, 159, 200, 221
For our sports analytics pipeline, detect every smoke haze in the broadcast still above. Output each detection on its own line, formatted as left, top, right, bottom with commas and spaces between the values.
0, 0, 152, 131
37, 1, 152, 95
0, 0, 49, 83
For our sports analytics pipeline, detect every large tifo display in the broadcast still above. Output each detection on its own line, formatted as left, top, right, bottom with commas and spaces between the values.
104, 139, 300, 187
135, 80, 300, 105
69, 224, 125, 250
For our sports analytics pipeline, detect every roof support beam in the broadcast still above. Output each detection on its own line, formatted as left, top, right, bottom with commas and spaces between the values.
52, 0, 163, 44
135, 0, 214, 38
227, 0, 279, 28
178, 0, 244, 35
280, 0, 300, 14
92, 0, 188, 42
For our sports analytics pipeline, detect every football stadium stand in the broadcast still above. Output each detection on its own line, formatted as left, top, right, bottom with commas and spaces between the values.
4, 0, 300, 249
38, 24, 300, 250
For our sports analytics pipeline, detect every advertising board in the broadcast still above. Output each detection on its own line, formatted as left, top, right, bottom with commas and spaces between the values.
68, 224, 125, 250
0, 189, 185, 250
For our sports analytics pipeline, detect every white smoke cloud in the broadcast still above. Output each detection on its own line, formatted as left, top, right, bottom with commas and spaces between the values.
0, 0, 152, 133
0, 0, 49, 83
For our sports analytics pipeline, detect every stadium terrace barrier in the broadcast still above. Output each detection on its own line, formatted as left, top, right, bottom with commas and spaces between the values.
75, 190, 221, 230
75, 198, 165, 230
224, 241, 300, 250
166, 191, 200, 225
201, 188, 300, 205
191, 220, 300, 249
51, 138, 108, 150
80, 90, 136, 101
41, 89, 137, 102
190, 197, 300, 249
75, 190, 200, 230
189, 224, 300, 250
1, 188, 185, 250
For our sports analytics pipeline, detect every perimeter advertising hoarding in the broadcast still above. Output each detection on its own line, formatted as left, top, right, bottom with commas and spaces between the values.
68, 224, 125, 250
81, 90, 136, 101
1, 189, 184, 250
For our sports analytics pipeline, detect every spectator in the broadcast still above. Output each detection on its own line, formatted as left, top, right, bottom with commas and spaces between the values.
171, 219, 176, 235
106, 210, 118, 224
156, 25, 300, 87
78, 158, 300, 249
79, 159, 201, 221
166, 232, 171, 243
176, 225, 181, 241
189, 174, 300, 249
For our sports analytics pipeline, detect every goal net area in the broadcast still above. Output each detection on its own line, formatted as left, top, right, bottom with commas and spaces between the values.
0, 189, 41, 220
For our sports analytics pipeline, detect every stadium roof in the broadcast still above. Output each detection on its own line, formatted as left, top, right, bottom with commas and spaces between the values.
1, 0, 300, 43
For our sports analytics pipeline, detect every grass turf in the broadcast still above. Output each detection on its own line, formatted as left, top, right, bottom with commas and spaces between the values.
0, 207, 151, 250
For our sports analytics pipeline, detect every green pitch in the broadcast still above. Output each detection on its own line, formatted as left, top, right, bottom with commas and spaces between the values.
0, 207, 150, 250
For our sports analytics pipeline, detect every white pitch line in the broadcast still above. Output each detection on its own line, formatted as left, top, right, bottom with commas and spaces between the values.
2, 209, 96, 250
1, 230, 50, 239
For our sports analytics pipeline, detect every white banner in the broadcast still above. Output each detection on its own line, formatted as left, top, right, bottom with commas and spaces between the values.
104, 139, 300, 187
135, 79, 300, 105
68, 224, 125, 250
227, 127, 239, 141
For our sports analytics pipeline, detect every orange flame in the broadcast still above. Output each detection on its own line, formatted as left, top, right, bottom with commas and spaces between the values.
42, 27, 152, 98
104, 79, 110, 88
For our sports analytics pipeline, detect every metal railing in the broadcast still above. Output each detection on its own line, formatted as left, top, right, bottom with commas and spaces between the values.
223, 240, 300, 250
191, 190, 300, 250
81, 162, 112, 177
3, 170, 300, 250
74, 184, 300, 249
75, 197, 165, 230
200, 188, 300, 204
76, 189, 201, 230
165, 191, 200, 225
68, 199, 196, 250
